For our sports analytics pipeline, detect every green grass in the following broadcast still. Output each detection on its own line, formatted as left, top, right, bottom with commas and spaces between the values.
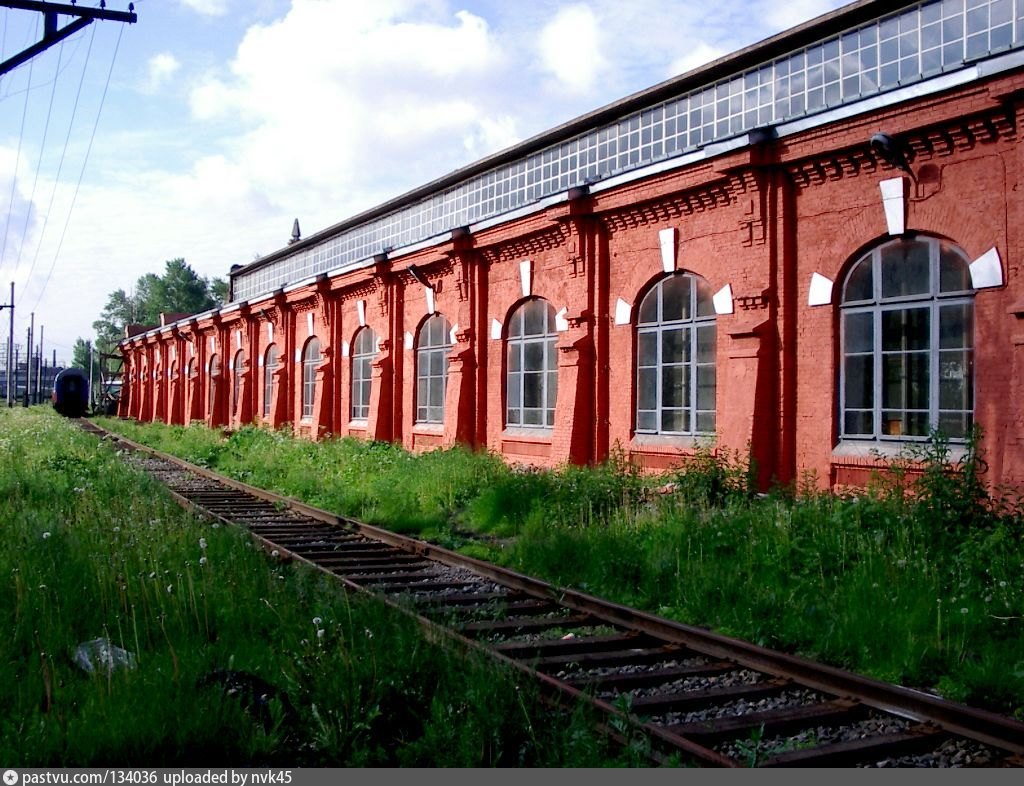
93, 416, 1024, 720
0, 408, 648, 766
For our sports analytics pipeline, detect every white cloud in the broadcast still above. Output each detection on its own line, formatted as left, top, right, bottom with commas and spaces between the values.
142, 53, 181, 94
763, 0, 845, 32
3, 0, 857, 359
537, 4, 606, 93
185, 0, 508, 221
178, 0, 230, 16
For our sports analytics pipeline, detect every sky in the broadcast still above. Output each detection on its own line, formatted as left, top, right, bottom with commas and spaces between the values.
0, 0, 850, 365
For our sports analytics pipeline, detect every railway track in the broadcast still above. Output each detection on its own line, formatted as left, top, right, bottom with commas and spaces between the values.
79, 419, 1024, 768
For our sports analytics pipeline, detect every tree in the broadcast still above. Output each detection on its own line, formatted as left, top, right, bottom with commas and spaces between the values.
92, 258, 227, 347
72, 337, 100, 399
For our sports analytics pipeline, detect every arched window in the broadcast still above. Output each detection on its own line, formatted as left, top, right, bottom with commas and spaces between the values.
416, 314, 452, 424
208, 354, 220, 418
841, 236, 974, 441
506, 298, 557, 428
233, 350, 246, 417
263, 344, 279, 418
351, 328, 377, 421
301, 337, 321, 420
636, 272, 716, 435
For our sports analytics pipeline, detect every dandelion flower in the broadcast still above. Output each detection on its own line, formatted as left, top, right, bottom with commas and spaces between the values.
199, 557, 207, 566
199, 538, 208, 550
312, 617, 322, 626
317, 629, 325, 640
167, 584, 174, 594
42, 532, 51, 540
960, 607, 968, 614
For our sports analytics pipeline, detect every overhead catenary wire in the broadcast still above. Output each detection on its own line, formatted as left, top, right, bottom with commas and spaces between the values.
11, 39, 64, 281
0, 14, 36, 272
16, 20, 97, 308
27, 21, 124, 315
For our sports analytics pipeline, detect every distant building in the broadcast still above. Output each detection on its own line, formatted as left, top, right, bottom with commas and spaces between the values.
119, 0, 1024, 491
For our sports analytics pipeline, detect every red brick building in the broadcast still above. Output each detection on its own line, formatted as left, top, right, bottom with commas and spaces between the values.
120, 0, 1024, 491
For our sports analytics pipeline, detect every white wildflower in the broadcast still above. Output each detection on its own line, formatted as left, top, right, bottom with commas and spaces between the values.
199, 538, 208, 550
199, 557, 207, 566
312, 617, 322, 626
42, 532, 51, 540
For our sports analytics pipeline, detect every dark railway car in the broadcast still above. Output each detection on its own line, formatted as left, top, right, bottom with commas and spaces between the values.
52, 368, 90, 418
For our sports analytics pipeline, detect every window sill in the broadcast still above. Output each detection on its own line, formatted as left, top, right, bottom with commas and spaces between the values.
833, 440, 969, 463
502, 427, 553, 439
412, 423, 444, 433
631, 433, 717, 450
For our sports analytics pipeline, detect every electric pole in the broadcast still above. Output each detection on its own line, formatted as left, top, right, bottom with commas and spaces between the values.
0, 2, 138, 78
24, 319, 31, 406
36, 323, 43, 403
1, 282, 12, 407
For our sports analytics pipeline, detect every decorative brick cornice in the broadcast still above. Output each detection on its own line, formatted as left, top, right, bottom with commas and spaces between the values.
603, 182, 734, 235
479, 224, 570, 266
787, 106, 1016, 189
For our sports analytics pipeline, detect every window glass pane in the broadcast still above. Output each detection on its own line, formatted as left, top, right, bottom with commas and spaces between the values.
524, 341, 544, 372
844, 311, 873, 353
507, 343, 520, 372
881, 240, 930, 298
523, 372, 542, 407
523, 408, 542, 425
429, 378, 444, 408
430, 349, 445, 376
546, 371, 558, 408
939, 303, 972, 349
696, 365, 716, 411
695, 411, 715, 433
883, 352, 929, 409
662, 366, 686, 408
523, 300, 548, 336
844, 354, 873, 409
637, 411, 657, 431
695, 278, 715, 317
843, 257, 873, 302
638, 331, 657, 366
507, 373, 521, 409
638, 289, 658, 324
696, 325, 716, 363
882, 307, 929, 351
939, 349, 972, 409
938, 411, 969, 439
661, 327, 688, 363
844, 410, 873, 435
661, 410, 687, 433
638, 368, 657, 410
939, 244, 971, 292
507, 408, 521, 425
661, 275, 691, 321
546, 339, 558, 370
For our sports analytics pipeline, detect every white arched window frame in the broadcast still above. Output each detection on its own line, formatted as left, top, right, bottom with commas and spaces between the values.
635, 272, 716, 436
263, 344, 279, 418
506, 298, 558, 428
840, 236, 975, 442
351, 328, 377, 421
301, 337, 321, 421
416, 314, 452, 425
207, 354, 220, 418
233, 349, 246, 417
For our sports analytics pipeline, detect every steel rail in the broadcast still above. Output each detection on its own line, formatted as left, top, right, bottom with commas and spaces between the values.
79, 420, 1024, 767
